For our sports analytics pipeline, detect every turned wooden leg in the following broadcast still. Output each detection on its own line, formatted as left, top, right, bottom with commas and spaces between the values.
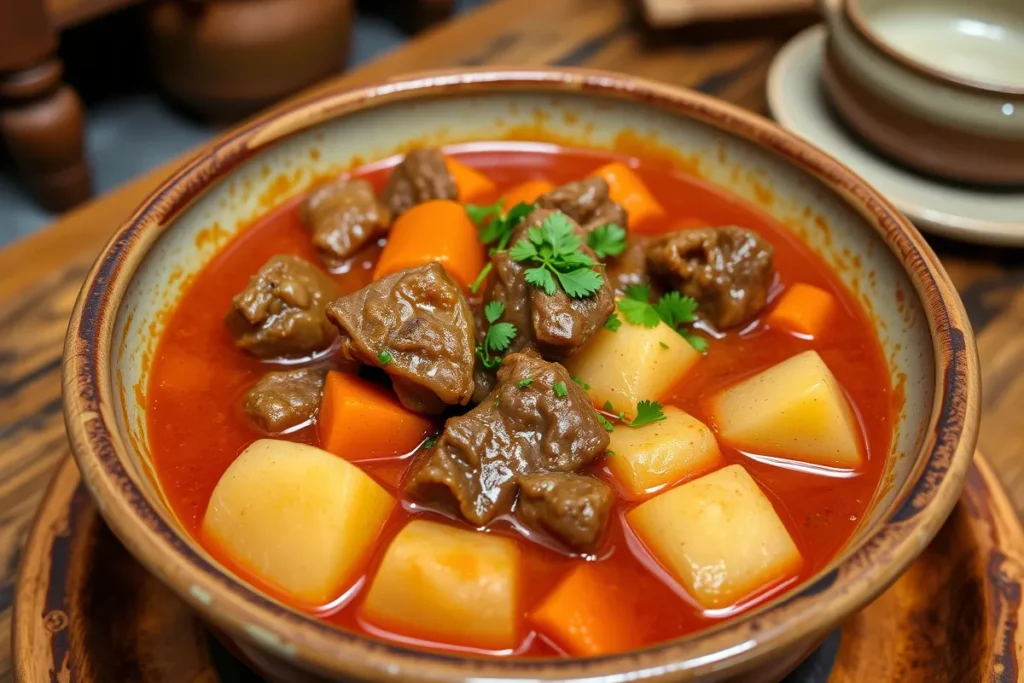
0, 0, 92, 212
0, 58, 91, 211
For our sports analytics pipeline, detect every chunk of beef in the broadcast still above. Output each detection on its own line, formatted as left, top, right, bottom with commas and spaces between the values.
300, 177, 391, 265
646, 226, 774, 329
516, 473, 612, 553
484, 209, 614, 362
242, 367, 326, 433
326, 263, 475, 413
404, 351, 610, 526
226, 255, 341, 358
606, 235, 652, 293
379, 148, 457, 216
537, 177, 628, 236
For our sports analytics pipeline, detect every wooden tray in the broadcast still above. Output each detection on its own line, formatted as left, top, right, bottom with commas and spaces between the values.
13, 455, 1024, 683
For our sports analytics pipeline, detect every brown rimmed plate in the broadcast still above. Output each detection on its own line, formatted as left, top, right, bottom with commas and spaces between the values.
14, 454, 1024, 683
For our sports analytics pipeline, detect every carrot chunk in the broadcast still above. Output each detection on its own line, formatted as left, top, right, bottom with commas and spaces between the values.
591, 161, 665, 230
318, 371, 434, 461
767, 283, 837, 339
372, 199, 486, 290
502, 179, 555, 210
445, 157, 497, 203
530, 563, 638, 656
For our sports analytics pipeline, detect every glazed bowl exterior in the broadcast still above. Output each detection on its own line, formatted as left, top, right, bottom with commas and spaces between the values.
63, 68, 980, 682
821, 0, 1024, 184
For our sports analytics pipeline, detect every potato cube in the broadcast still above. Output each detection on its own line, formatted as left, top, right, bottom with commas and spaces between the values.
202, 439, 395, 605
627, 464, 802, 609
362, 520, 520, 650
713, 350, 863, 468
607, 406, 723, 499
563, 316, 699, 419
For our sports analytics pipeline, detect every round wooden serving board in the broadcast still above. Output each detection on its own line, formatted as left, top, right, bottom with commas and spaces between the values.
13, 455, 1024, 683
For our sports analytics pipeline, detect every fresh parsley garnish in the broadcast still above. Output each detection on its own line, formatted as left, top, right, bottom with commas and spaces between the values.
553, 381, 568, 397
587, 224, 627, 259
476, 301, 517, 370
604, 312, 622, 332
598, 399, 666, 429
377, 349, 393, 365
617, 285, 707, 352
606, 449, 615, 456
466, 201, 538, 293
508, 212, 604, 298
659, 341, 670, 349
630, 400, 667, 428
571, 376, 590, 390
423, 434, 439, 449
517, 377, 533, 389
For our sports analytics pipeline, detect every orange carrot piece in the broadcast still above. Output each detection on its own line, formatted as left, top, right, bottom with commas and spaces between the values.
502, 179, 555, 209
445, 157, 497, 203
372, 199, 486, 290
591, 161, 665, 230
530, 564, 638, 656
767, 283, 837, 339
318, 371, 434, 461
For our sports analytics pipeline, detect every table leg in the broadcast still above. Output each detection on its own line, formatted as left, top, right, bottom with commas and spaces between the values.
0, 0, 92, 212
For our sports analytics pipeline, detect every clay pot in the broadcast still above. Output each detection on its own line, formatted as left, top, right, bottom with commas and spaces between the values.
147, 0, 353, 121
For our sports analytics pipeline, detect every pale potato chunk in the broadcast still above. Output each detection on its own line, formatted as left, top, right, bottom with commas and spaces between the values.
362, 520, 519, 650
563, 316, 699, 419
713, 350, 863, 468
202, 439, 395, 605
627, 464, 802, 609
607, 406, 723, 499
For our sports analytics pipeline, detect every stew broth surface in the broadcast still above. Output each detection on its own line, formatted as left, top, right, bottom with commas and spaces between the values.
148, 143, 891, 656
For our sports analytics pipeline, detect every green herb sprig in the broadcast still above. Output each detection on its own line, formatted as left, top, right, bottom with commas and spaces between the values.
508, 212, 604, 298
597, 399, 667, 431
587, 224, 628, 259
615, 285, 708, 352
475, 301, 517, 370
465, 200, 538, 294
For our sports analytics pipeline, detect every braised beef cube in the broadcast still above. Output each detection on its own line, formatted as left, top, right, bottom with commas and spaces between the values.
537, 177, 628, 236
226, 255, 341, 358
327, 263, 476, 414
300, 177, 391, 265
380, 148, 457, 216
606, 235, 652, 293
243, 367, 326, 433
404, 351, 610, 525
517, 473, 613, 553
483, 209, 614, 363
647, 226, 774, 329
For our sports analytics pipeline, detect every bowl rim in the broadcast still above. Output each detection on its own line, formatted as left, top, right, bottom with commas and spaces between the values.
62, 67, 980, 682
844, 0, 1024, 96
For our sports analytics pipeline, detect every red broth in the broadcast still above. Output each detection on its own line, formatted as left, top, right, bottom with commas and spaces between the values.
148, 143, 891, 657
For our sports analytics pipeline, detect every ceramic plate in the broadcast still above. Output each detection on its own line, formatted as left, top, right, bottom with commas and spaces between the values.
768, 26, 1024, 247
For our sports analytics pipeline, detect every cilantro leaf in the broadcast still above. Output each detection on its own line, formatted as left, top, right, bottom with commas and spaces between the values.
618, 298, 661, 328
684, 332, 709, 353
517, 378, 533, 389
596, 413, 615, 432
571, 376, 590, 390
556, 267, 604, 298
484, 300, 505, 324
466, 199, 504, 227
423, 434, 439, 449
653, 291, 698, 328
624, 284, 653, 303
509, 211, 605, 299
606, 449, 615, 456
486, 322, 517, 351
587, 224, 627, 259
552, 381, 568, 397
377, 349, 393, 365
476, 302, 518, 369
524, 266, 557, 295
604, 312, 622, 332
629, 400, 667, 428
659, 341, 670, 349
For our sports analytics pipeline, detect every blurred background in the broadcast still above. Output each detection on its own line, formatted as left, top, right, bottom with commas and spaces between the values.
0, 0, 489, 246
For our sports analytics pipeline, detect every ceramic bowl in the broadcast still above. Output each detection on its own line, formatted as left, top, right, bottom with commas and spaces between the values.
63, 68, 980, 682
821, 0, 1024, 185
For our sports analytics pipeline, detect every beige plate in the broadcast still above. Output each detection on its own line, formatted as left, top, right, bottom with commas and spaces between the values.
768, 26, 1024, 247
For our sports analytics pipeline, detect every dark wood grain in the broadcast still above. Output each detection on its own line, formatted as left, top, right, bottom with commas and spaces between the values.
3, 0, 1024, 680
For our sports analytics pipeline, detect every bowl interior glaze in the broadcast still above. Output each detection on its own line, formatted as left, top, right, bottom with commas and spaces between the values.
66, 70, 977, 682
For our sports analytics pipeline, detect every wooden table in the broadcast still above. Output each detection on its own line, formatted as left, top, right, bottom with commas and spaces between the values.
2, 0, 1022, 679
